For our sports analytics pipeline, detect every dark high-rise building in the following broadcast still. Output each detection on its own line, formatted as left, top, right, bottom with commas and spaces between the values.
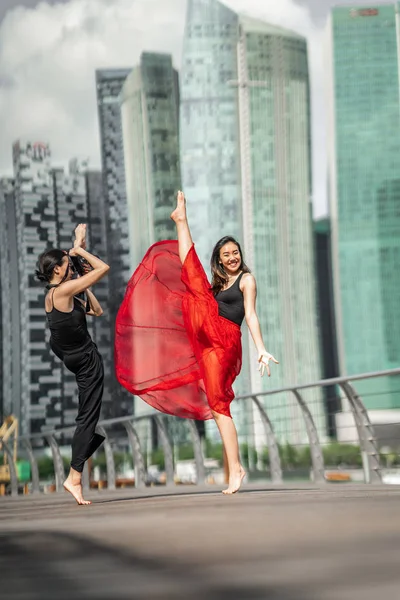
314, 217, 340, 437
10, 141, 60, 435
0, 178, 17, 425
85, 168, 115, 419
96, 68, 133, 415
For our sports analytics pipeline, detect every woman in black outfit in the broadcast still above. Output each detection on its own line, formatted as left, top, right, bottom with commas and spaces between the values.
36, 224, 110, 505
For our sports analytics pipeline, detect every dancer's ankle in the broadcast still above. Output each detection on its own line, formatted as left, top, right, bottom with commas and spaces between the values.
68, 467, 82, 484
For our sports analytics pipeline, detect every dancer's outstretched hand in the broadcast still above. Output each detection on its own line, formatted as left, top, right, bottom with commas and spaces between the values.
258, 352, 279, 377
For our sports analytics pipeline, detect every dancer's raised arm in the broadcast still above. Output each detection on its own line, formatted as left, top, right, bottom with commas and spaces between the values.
84, 288, 103, 317
60, 246, 110, 297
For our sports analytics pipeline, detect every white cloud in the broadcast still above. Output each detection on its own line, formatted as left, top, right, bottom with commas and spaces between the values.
0, 0, 186, 173
0, 0, 327, 216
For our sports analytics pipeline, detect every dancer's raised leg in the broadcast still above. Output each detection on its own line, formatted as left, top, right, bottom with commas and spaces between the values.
212, 410, 246, 494
171, 191, 193, 264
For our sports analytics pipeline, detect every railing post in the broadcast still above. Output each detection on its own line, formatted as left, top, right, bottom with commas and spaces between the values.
45, 435, 65, 492
155, 415, 174, 487
251, 396, 283, 484
97, 425, 116, 491
1, 440, 19, 497
291, 389, 325, 484
340, 381, 382, 484
23, 439, 40, 494
122, 421, 146, 488
187, 420, 206, 485
82, 462, 90, 491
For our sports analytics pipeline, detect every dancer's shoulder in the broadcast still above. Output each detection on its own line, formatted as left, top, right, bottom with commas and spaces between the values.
240, 272, 256, 292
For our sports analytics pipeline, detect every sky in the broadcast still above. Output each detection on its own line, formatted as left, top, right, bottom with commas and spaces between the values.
0, 0, 390, 217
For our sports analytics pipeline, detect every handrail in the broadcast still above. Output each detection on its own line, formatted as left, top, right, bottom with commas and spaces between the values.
3, 368, 398, 497
234, 367, 400, 399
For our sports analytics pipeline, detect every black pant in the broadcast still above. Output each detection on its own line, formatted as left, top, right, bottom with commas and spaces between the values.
63, 342, 105, 473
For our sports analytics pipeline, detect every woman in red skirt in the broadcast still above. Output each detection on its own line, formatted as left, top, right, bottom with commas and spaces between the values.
115, 191, 278, 494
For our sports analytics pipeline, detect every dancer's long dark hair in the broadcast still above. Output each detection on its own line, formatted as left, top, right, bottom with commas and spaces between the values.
35, 249, 65, 283
210, 236, 250, 295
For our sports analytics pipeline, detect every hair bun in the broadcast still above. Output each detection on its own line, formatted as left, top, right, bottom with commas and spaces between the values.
35, 269, 48, 283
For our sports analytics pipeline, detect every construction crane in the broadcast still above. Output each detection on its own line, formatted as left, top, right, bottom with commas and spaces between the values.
0, 415, 18, 481
0, 416, 26, 494
0, 416, 32, 495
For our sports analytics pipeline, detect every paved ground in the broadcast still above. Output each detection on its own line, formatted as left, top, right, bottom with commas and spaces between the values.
1, 483, 400, 600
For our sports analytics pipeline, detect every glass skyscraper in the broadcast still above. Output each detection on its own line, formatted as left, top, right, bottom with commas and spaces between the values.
181, 0, 242, 268
121, 53, 181, 270
327, 4, 400, 409
181, 0, 325, 446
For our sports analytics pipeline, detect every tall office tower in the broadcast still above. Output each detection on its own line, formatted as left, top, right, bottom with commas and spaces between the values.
0, 180, 14, 422
181, 0, 249, 444
181, 0, 241, 268
51, 161, 90, 429
0, 253, 2, 422
10, 141, 60, 435
181, 0, 325, 446
96, 68, 133, 415
55, 159, 115, 420
327, 5, 400, 411
85, 167, 116, 419
120, 52, 182, 421
1, 142, 117, 437
0, 179, 16, 424
121, 52, 181, 269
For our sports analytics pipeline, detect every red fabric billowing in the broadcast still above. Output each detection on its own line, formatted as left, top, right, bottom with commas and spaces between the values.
115, 240, 242, 420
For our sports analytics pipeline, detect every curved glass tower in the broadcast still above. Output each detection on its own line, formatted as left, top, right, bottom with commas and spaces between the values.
180, 0, 242, 267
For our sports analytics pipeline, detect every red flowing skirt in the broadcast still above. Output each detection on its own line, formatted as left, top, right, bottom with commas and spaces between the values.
115, 241, 242, 420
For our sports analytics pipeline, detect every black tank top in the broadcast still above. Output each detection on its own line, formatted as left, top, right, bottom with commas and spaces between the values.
215, 272, 245, 326
46, 290, 91, 356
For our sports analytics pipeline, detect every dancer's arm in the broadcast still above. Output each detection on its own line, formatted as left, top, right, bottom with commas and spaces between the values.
242, 274, 279, 377
84, 288, 103, 317
58, 247, 110, 298
55, 223, 109, 297
72, 234, 104, 316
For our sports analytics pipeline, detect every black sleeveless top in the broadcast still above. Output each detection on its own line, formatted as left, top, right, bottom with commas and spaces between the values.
215, 272, 245, 326
46, 291, 91, 356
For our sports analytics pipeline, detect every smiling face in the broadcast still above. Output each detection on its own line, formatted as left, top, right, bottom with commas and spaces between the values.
219, 242, 241, 276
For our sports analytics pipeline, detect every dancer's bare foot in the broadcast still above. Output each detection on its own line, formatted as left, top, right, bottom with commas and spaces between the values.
171, 190, 186, 222
222, 466, 246, 495
63, 475, 91, 506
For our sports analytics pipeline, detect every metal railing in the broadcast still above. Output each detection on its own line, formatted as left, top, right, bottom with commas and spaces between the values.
3, 368, 400, 497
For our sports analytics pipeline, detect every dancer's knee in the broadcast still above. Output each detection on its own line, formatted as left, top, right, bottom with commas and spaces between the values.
211, 409, 232, 421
